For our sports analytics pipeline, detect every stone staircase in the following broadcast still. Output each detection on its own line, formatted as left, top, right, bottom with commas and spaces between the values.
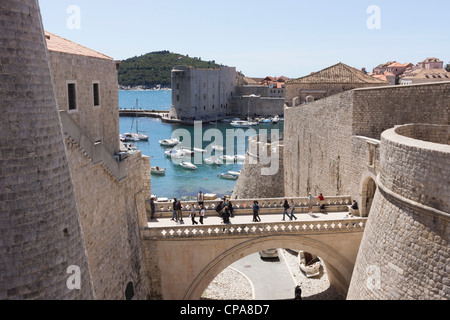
59, 110, 127, 181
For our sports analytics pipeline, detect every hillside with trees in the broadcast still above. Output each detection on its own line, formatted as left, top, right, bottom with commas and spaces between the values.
118, 51, 225, 89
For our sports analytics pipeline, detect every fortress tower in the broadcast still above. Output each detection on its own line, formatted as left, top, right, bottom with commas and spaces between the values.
0, 0, 93, 299
348, 124, 449, 299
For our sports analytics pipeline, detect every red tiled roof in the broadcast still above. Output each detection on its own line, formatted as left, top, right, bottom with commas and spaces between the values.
45, 31, 113, 60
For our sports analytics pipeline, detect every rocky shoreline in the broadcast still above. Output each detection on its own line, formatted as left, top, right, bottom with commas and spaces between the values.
202, 249, 344, 300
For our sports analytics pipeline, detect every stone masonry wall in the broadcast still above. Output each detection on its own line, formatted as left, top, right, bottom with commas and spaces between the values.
351, 82, 450, 140
48, 51, 120, 155
347, 125, 449, 300
66, 145, 151, 300
284, 91, 354, 197
0, 0, 93, 299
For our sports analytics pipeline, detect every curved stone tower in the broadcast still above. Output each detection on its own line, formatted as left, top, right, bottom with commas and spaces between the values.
0, 0, 93, 299
232, 134, 284, 199
348, 124, 449, 300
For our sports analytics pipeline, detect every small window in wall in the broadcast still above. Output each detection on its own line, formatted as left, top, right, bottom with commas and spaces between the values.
93, 83, 100, 107
125, 282, 135, 300
68, 82, 77, 111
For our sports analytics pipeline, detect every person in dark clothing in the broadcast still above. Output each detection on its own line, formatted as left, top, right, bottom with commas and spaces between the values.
216, 201, 223, 217
228, 200, 234, 218
172, 198, 178, 222
149, 198, 156, 220
252, 201, 261, 222
282, 198, 290, 221
294, 285, 302, 300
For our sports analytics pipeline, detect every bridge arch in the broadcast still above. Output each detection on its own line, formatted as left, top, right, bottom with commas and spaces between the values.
184, 234, 356, 300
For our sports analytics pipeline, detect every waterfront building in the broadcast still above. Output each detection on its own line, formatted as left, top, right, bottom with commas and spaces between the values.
169, 65, 236, 121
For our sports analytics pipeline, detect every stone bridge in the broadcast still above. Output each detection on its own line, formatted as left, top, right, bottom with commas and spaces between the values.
141, 196, 367, 300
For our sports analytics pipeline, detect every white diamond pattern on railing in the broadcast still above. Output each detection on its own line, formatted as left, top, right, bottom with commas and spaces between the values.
146, 218, 366, 238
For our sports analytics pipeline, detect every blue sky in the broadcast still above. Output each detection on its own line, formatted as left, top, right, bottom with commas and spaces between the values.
39, 0, 450, 78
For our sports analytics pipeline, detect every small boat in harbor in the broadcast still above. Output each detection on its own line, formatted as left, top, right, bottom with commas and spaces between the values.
159, 138, 180, 147
193, 147, 207, 153
298, 251, 321, 278
179, 161, 197, 170
212, 145, 224, 152
234, 155, 246, 162
204, 156, 223, 165
120, 133, 140, 142
220, 155, 235, 163
180, 147, 195, 155
230, 120, 250, 128
271, 115, 280, 123
219, 173, 239, 180
151, 166, 166, 175
228, 170, 241, 177
165, 149, 185, 159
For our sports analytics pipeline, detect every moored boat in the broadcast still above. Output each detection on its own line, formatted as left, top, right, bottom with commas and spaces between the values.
228, 170, 241, 177
204, 156, 223, 165
220, 155, 235, 163
299, 251, 321, 278
219, 173, 238, 180
179, 161, 197, 170
151, 166, 166, 175
165, 149, 185, 159
159, 138, 180, 147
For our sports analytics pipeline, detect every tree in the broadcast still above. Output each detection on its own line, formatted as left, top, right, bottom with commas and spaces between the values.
445, 62, 450, 72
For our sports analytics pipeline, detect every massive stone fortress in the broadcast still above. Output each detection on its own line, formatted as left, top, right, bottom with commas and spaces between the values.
169, 65, 236, 121
0, 0, 93, 299
1, 0, 151, 300
348, 124, 449, 299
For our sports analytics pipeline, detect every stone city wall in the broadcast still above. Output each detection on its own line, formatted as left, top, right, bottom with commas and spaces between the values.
66, 144, 151, 300
284, 82, 450, 199
347, 124, 449, 300
230, 96, 285, 118
0, 0, 93, 300
232, 134, 284, 199
170, 66, 236, 121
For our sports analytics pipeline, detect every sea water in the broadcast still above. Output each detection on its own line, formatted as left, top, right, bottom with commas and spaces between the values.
119, 90, 284, 199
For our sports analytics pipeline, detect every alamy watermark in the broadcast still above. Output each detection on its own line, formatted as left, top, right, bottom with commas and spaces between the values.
66, 5, 81, 30
367, 5, 381, 30
67, 265, 81, 290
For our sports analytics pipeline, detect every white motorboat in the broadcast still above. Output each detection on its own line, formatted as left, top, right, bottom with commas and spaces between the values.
179, 162, 197, 170
193, 147, 207, 153
220, 155, 235, 163
165, 149, 185, 159
299, 251, 321, 278
212, 145, 224, 151
231, 120, 250, 128
151, 166, 166, 175
234, 155, 246, 162
159, 138, 180, 147
219, 173, 239, 180
180, 147, 195, 155
204, 156, 223, 165
228, 170, 241, 177
271, 116, 280, 123
259, 118, 271, 124
123, 142, 138, 151
120, 133, 140, 142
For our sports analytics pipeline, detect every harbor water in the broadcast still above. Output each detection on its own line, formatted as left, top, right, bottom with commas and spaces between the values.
119, 90, 284, 200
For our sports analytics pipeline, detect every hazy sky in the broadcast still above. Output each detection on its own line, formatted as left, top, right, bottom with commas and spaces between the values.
38, 0, 450, 78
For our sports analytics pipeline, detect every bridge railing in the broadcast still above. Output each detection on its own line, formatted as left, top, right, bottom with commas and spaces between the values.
142, 217, 367, 239
152, 196, 352, 215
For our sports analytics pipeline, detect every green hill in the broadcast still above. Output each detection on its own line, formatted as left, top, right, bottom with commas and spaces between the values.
118, 51, 225, 89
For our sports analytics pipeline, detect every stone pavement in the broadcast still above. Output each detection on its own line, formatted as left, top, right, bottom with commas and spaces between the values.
147, 211, 354, 228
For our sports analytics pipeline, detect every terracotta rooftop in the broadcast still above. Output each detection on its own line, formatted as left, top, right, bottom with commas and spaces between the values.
401, 68, 450, 80
286, 62, 388, 85
44, 31, 113, 60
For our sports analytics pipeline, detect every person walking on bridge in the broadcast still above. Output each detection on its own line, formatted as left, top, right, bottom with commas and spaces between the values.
289, 199, 298, 220
282, 198, 290, 221
253, 201, 261, 222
